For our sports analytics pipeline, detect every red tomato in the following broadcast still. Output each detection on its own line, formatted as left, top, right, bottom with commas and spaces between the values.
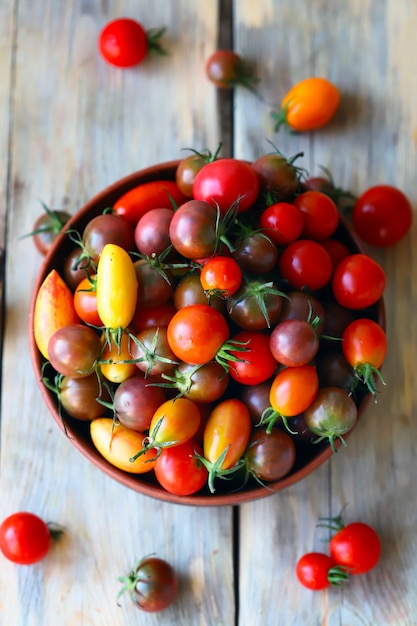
114, 180, 188, 227
154, 439, 208, 496
278, 240, 333, 291
167, 304, 230, 365
352, 184, 413, 247
73, 275, 102, 326
342, 318, 387, 370
294, 190, 339, 240
200, 256, 242, 297
228, 331, 277, 385
193, 158, 260, 214
332, 254, 386, 309
320, 238, 350, 271
0, 512, 51, 564
98, 18, 166, 68
259, 201, 304, 245
272, 77, 340, 132
269, 365, 319, 417
330, 522, 381, 574
296, 553, 347, 590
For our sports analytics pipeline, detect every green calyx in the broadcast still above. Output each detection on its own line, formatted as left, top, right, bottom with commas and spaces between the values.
194, 445, 245, 494
258, 406, 297, 435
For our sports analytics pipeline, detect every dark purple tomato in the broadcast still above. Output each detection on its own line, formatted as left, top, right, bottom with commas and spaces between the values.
118, 556, 178, 612
232, 233, 278, 274
175, 154, 207, 197
134, 208, 174, 256
82, 213, 135, 262
279, 291, 326, 334
60, 373, 111, 420
130, 327, 178, 378
245, 427, 296, 481
269, 319, 319, 367
173, 272, 225, 313
227, 281, 284, 330
320, 298, 356, 344
47, 324, 102, 378
134, 259, 174, 309
114, 375, 167, 432
240, 381, 272, 426
251, 152, 301, 200
63, 247, 95, 291
315, 351, 355, 393
168, 361, 229, 403
169, 200, 219, 259
31, 209, 71, 256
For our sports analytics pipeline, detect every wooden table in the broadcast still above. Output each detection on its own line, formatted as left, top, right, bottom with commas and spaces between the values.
1, 1, 416, 624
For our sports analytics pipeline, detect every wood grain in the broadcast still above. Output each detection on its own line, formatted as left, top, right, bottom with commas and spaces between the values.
0, 1, 416, 625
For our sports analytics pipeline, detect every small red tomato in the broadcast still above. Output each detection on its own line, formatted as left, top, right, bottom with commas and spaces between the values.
279, 240, 333, 291
200, 256, 242, 297
352, 184, 413, 247
155, 439, 208, 496
98, 18, 166, 68
294, 190, 339, 240
330, 522, 381, 575
296, 553, 345, 590
0, 512, 52, 565
259, 202, 304, 245
332, 253, 386, 309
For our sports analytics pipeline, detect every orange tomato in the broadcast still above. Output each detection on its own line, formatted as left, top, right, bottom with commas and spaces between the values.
273, 77, 340, 132
33, 269, 80, 359
203, 398, 251, 470
100, 330, 137, 383
90, 418, 157, 473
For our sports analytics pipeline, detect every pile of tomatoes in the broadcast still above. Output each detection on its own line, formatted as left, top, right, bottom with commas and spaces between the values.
32, 147, 388, 498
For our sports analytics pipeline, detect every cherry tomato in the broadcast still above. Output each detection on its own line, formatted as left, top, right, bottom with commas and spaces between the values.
59, 373, 110, 421
48, 324, 102, 378
342, 318, 387, 395
205, 49, 258, 92
114, 180, 187, 227
296, 553, 347, 590
332, 254, 386, 310
176, 153, 208, 197
279, 240, 333, 291
330, 522, 381, 574
29, 205, 71, 256
167, 304, 230, 365
269, 319, 319, 367
73, 275, 102, 326
232, 232, 278, 274
0, 512, 52, 565
164, 361, 229, 404
100, 330, 138, 384
90, 418, 157, 473
228, 331, 277, 385
203, 398, 252, 471
200, 256, 242, 297
134, 207, 174, 257
269, 365, 319, 417
169, 200, 219, 260
227, 280, 284, 330
352, 184, 413, 247
98, 18, 166, 68
259, 201, 304, 245
114, 374, 166, 432
294, 190, 339, 240
251, 151, 303, 199
193, 158, 260, 214
272, 77, 340, 132
117, 556, 178, 612
132, 303, 176, 333
279, 291, 326, 334
130, 326, 178, 378
245, 427, 296, 482
155, 439, 208, 496
320, 238, 350, 272
82, 213, 135, 262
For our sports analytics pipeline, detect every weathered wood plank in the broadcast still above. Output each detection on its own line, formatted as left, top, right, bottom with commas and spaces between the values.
235, 1, 417, 624
0, 2, 235, 625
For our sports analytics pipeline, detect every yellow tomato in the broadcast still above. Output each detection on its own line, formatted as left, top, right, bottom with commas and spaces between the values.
96, 243, 138, 330
33, 269, 80, 359
273, 77, 340, 132
90, 418, 156, 473
100, 330, 137, 383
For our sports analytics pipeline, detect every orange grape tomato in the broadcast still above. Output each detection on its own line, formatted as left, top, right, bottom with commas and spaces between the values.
203, 398, 251, 470
278, 77, 340, 132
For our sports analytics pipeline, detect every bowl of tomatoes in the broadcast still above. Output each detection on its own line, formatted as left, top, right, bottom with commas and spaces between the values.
29, 153, 386, 506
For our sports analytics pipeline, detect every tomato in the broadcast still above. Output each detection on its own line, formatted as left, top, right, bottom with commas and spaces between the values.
117, 556, 178, 612
114, 180, 187, 227
63, 246, 95, 291
114, 374, 166, 432
59, 373, 110, 421
320, 238, 350, 272
130, 326, 178, 378
294, 190, 339, 240
73, 275, 102, 326
155, 439, 208, 495
259, 202, 304, 245
296, 553, 348, 590
169, 200, 220, 260
203, 398, 252, 491
132, 303, 176, 332
251, 150, 303, 199
228, 331, 277, 385
28, 204, 71, 256
96, 243, 138, 330
352, 184, 413, 247
82, 213, 135, 262
0, 512, 52, 565
176, 153, 209, 197
342, 318, 387, 395
134, 207, 174, 257
130, 398, 201, 462
193, 158, 260, 214
332, 254, 386, 309
90, 418, 157, 473
33, 269, 81, 359
245, 427, 296, 482
303, 387, 358, 453
232, 232, 278, 274
227, 281, 285, 330
163, 361, 229, 403
48, 324, 102, 378
278, 240, 333, 291
269, 319, 319, 367
98, 18, 166, 68
167, 304, 230, 365
205, 50, 258, 92
200, 256, 242, 298
173, 272, 225, 313
330, 522, 381, 574
279, 291, 326, 334
272, 77, 340, 132
100, 330, 138, 383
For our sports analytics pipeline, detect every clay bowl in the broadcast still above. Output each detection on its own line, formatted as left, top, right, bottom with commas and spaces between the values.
29, 160, 386, 506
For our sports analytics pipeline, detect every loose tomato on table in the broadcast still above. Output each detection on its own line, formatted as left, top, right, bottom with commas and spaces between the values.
330, 521, 381, 575
0, 512, 61, 565
296, 552, 349, 590
26, 202, 71, 256
205, 49, 259, 93
272, 77, 340, 132
114, 180, 187, 227
98, 18, 166, 68
352, 184, 413, 247
117, 555, 178, 612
